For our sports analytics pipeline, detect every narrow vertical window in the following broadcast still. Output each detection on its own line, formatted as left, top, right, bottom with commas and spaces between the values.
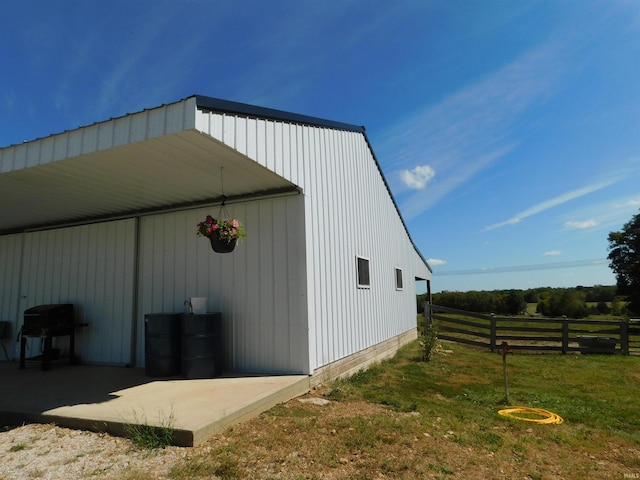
395, 268, 403, 290
357, 256, 370, 288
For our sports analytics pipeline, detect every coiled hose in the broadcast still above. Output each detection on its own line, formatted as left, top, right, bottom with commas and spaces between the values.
498, 407, 563, 424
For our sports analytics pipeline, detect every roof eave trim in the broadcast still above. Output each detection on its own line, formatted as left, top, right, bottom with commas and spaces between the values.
194, 95, 365, 133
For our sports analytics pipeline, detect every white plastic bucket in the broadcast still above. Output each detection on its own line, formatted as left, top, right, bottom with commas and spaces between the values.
189, 297, 207, 315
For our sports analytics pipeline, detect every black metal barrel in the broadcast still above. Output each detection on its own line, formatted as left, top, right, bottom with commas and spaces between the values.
181, 313, 224, 379
144, 313, 182, 377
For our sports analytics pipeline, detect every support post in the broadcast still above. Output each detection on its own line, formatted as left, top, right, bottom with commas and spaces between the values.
620, 320, 629, 356
424, 303, 432, 331
490, 314, 497, 353
500, 341, 513, 405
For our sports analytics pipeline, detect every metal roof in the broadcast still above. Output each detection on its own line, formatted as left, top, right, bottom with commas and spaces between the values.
194, 95, 366, 133
0, 96, 303, 234
0, 94, 430, 272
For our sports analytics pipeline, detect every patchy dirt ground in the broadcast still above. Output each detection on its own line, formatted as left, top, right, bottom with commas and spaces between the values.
1, 387, 639, 480
0, 423, 186, 480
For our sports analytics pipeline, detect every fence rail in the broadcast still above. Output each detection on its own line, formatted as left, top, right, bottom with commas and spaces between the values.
425, 304, 640, 355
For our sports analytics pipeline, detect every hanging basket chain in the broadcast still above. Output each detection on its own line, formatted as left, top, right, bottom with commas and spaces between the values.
196, 166, 246, 254
218, 167, 231, 219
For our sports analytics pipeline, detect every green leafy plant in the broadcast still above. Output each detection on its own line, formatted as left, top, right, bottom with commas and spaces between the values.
420, 321, 438, 362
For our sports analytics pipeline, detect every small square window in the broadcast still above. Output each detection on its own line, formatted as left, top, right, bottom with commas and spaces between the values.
395, 268, 403, 290
357, 256, 370, 288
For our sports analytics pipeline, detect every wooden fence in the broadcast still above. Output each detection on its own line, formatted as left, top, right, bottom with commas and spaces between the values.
425, 304, 640, 355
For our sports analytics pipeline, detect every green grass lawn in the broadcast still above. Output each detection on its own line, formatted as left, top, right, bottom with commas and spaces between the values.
160, 340, 640, 480
334, 341, 640, 443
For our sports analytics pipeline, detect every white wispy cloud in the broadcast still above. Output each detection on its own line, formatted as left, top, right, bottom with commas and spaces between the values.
544, 250, 562, 256
483, 179, 617, 231
427, 258, 447, 266
399, 165, 435, 190
400, 145, 516, 219
378, 39, 566, 220
565, 220, 598, 229
555, 189, 640, 232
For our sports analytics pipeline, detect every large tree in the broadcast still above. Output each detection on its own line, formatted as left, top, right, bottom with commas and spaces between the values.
537, 289, 588, 318
608, 210, 640, 315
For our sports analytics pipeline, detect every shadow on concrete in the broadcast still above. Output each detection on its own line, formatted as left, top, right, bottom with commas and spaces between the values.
0, 361, 154, 424
0, 360, 310, 446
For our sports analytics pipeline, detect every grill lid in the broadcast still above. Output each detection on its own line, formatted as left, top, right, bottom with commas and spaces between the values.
24, 304, 73, 315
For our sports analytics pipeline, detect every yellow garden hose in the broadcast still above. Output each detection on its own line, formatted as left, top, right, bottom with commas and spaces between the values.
498, 407, 564, 424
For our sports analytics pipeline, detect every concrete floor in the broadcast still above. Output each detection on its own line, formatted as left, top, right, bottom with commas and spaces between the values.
0, 360, 310, 446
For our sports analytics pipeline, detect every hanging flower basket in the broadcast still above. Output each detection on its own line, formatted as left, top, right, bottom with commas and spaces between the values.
197, 215, 246, 254
209, 235, 237, 253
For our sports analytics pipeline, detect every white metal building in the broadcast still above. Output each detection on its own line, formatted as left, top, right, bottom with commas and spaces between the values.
0, 95, 431, 379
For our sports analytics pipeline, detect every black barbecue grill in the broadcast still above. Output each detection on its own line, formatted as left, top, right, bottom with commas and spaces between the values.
19, 304, 78, 370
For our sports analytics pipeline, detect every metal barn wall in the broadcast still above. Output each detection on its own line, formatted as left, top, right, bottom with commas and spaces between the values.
18, 220, 136, 365
136, 194, 308, 374
0, 234, 23, 359
195, 111, 431, 372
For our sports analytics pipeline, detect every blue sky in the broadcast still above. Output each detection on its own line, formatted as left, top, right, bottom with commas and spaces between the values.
2, 1, 639, 292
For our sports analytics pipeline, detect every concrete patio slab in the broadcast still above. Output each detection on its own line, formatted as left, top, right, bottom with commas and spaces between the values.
0, 361, 310, 446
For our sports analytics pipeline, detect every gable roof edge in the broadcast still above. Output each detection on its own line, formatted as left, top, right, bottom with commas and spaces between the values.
360, 130, 433, 274
194, 95, 365, 133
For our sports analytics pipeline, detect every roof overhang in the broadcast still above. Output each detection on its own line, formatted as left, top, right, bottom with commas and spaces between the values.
0, 98, 298, 234
0, 94, 431, 274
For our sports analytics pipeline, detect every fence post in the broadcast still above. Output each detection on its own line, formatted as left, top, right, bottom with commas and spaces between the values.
423, 303, 431, 333
620, 320, 629, 355
562, 318, 569, 354
490, 314, 496, 352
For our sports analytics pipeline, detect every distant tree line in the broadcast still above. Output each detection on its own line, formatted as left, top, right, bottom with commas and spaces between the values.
417, 285, 629, 319
421, 289, 528, 316
416, 208, 640, 319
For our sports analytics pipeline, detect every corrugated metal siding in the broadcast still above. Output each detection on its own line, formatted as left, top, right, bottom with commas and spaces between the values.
137, 195, 308, 374
0, 98, 209, 234
1, 103, 428, 374
0, 234, 23, 359
18, 220, 136, 364
0, 98, 197, 169
196, 111, 431, 372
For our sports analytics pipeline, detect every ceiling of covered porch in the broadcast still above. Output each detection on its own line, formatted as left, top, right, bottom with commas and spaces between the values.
0, 129, 298, 235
